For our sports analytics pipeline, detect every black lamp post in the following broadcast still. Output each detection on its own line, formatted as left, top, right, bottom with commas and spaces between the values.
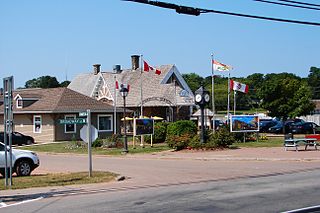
195, 85, 210, 143
120, 84, 129, 153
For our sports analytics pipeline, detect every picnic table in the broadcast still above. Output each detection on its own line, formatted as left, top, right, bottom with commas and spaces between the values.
284, 138, 318, 151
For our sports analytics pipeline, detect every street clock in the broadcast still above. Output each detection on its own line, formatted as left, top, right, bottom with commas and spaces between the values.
194, 86, 210, 105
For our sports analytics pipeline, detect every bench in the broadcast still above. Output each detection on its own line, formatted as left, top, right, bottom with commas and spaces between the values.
284, 138, 318, 151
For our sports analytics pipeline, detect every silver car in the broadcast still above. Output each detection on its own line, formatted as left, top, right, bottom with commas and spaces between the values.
0, 142, 40, 177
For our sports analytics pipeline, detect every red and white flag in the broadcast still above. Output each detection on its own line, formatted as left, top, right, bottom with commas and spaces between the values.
230, 80, 248, 93
212, 60, 232, 72
143, 60, 161, 75
143, 61, 151, 72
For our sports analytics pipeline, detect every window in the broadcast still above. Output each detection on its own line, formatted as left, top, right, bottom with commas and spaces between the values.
17, 98, 23, 108
98, 115, 113, 132
33, 115, 42, 133
65, 115, 76, 133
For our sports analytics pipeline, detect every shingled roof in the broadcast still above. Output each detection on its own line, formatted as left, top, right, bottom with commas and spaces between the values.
68, 64, 195, 108
0, 87, 116, 114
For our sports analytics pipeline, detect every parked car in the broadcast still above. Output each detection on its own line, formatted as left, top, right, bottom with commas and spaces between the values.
0, 142, 40, 177
268, 119, 307, 134
213, 120, 226, 130
268, 122, 284, 134
290, 122, 320, 134
0, 131, 35, 146
259, 119, 278, 133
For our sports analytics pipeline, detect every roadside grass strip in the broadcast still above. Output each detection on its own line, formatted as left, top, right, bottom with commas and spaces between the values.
0, 171, 118, 190
21, 142, 171, 155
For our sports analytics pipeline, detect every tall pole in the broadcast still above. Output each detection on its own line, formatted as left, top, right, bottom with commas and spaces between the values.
113, 75, 117, 134
123, 95, 128, 153
234, 91, 237, 115
227, 73, 231, 124
3, 76, 13, 188
140, 55, 144, 147
140, 54, 143, 117
87, 109, 92, 177
200, 105, 205, 143
174, 79, 177, 121
211, 54, 215, 133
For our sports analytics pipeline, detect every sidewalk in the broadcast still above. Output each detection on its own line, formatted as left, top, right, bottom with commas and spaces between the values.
1, 147, 320, 199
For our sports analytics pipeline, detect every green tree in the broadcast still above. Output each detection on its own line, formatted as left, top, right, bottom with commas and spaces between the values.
307, 66, 320, 99
258, 73, 314, 119
182, 73, 203, 93
60, 80, 71, 87
25, 76, 60, 88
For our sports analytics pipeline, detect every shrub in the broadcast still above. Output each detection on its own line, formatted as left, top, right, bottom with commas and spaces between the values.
187, 128, 236, 150
166, 120, 197, 138
145, 122, 169, 144
103, 134, 123, 148
92, 138, 103, 147
188, 134, 203, 150
209, 127, 236, 148
166, 134, 191, 151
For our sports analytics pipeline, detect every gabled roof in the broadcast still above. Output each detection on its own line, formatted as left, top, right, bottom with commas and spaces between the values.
68, 64, 195, 108
0, 87, 116, 114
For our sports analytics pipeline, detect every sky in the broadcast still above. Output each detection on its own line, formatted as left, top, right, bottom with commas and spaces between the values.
0, 0, 319, 88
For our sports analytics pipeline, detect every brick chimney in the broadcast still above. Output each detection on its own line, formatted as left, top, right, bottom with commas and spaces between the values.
131, 55, 140, 70
93, 64, 101, 75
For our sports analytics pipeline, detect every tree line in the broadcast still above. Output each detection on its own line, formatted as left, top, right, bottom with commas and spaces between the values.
24, 76, 70, 89
182, 66, 320, 120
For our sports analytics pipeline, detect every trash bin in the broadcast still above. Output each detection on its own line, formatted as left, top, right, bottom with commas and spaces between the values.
285, 133, 293, 139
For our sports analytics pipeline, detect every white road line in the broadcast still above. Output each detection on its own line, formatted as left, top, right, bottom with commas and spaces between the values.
0, 202, 7, 207
282, 204, 320, 213
0, 196, 44, 209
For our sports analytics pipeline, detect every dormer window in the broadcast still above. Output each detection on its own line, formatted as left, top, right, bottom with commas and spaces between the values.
14, 94, 23, 108
17, 98, 23, 108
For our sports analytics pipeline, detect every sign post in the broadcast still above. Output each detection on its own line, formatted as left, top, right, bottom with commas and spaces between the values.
87, 109, 92, 177
3, 76, 13, 188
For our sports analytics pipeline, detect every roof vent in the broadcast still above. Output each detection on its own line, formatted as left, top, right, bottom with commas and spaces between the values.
113, 65, 122, 73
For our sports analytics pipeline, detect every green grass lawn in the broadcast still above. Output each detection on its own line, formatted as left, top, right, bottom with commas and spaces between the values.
22, 141, 172, 155
232, 137, 284, 148
21, 136, 288, 155
0, 171, 117, 190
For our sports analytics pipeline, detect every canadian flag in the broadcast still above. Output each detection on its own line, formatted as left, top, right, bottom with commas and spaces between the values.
143, 60, 161, 75
230, 80, 248, 93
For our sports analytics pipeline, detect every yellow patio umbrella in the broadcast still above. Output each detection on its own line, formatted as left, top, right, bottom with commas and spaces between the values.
151, 116, 164, 120
139, 116, 149, 119
121, 117, 134, 121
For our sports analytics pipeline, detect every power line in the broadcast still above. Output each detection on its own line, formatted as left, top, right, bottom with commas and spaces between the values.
253, 0, 320, 11
275, 0, 320, 7
123, 0, 320, 26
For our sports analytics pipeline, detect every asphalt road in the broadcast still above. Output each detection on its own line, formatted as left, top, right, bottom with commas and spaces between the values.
1, 148, 320, 212
1, 169, 320, 213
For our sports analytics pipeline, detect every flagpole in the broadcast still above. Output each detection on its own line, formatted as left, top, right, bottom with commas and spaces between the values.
227, 73, 230, 124
140, 54, 144, 147
211, 54, 215, 133
140, 54, 143, 117
234, 91, 236, 115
